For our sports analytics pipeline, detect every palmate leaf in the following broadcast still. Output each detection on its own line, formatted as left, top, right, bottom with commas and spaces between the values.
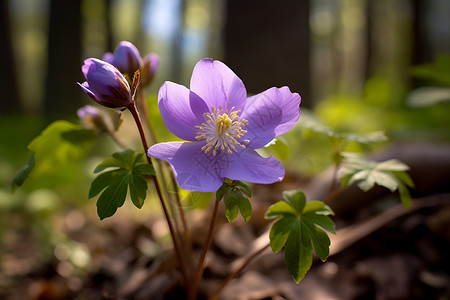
12, 120, 96, 191
217, 180, 253, 223
89, 150, 155, 220
265, 190, 335, 283
338, 152, 415, 208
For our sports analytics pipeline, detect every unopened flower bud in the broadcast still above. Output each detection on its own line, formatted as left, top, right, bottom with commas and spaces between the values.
78, 58, 132, 108
110, 41, 143, 81
77, 105, 109, 132
141, 53, 159, 87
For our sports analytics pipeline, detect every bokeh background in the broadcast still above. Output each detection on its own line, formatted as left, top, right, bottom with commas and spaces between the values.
1, 0, 450, 299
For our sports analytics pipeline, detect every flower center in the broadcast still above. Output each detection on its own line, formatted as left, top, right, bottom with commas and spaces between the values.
195, 105, 250, 156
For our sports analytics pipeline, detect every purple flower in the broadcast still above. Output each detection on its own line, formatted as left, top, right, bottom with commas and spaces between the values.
147, 58, 301, 192
77, 105, 109, 131
103, 41, 143, 80
78, 58, 132, 108
141, 53, 160, 86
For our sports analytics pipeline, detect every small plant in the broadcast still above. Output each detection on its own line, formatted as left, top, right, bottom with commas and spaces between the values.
14, 41, 413, 299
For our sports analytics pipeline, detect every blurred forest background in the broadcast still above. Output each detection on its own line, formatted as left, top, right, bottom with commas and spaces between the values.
1, 0, 450, 299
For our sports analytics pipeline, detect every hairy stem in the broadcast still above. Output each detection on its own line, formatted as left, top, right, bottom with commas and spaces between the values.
188, 198, 220, 300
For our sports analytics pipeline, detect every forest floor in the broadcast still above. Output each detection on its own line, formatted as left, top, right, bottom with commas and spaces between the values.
1, 143, 450, 300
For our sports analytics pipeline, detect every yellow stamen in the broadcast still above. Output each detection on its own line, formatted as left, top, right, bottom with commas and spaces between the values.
195, 103, 250, 156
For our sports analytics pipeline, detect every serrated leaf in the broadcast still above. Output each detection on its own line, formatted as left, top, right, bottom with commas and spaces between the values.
265, 201, 297, 219
94, 156, 123, 173
89, 170, 117, 198
269, 215, 296, 252
282, 190, 306, 212
90, 150, 155, 219
133, 164, 155, 176
265, 190, 335, 283
339, 153, 414, 207
223, 190, 252, 223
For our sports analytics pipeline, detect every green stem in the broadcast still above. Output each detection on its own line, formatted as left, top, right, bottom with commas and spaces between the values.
188, 198, 220, 300
127, 102, 189, 288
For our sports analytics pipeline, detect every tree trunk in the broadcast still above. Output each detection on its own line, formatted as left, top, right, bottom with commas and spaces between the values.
44, 0, 82, 119
0, 0, 22, 114
224, 0, 310, 107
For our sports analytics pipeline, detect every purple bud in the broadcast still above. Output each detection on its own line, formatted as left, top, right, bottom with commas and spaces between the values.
78, 58, 132, 108
141, 53, 160, 86
77, 105, 109, 131
102, 52, 114, 64
77, 104, 100, 119
110, 41, 143, 80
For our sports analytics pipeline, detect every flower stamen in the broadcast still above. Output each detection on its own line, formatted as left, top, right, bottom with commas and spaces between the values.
195, 104, 249, 156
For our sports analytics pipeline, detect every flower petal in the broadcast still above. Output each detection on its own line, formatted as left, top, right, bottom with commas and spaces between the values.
222, 149, 285, 184
240, 86, 301, 149
158, 82, 208, 141
78, 82, 97, 101
147, 142, 225, 192
190, 58, 247, 113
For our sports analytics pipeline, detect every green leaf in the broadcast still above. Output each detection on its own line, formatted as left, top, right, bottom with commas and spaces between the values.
216, 182, 230, 201
90, 150, 155, 219
392, 171, 415, 188
300, 111, 387, 144
411, 55, 450, 86
96, 173, 129, 220
234, 180, 252, 198
15, 120, 96, 190
398, 183, 412, 209
407, 86, 450, 107
264, 190, 335, 283
89, 170, 117, 198
12, 155, 35, 192
129, 173, 148, 208
223, 190, 252, 223
284, 220, 313, 283
269, 215, 296, 252
338, 153, 414, 207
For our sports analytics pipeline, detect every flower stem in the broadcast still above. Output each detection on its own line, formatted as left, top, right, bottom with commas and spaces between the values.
136, 88, 189, 236
127, 102, 189, 288
210, 243, 270, 300
188, 198, 220, 300
136, 88, 193, 272
137, 88, 157, 144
